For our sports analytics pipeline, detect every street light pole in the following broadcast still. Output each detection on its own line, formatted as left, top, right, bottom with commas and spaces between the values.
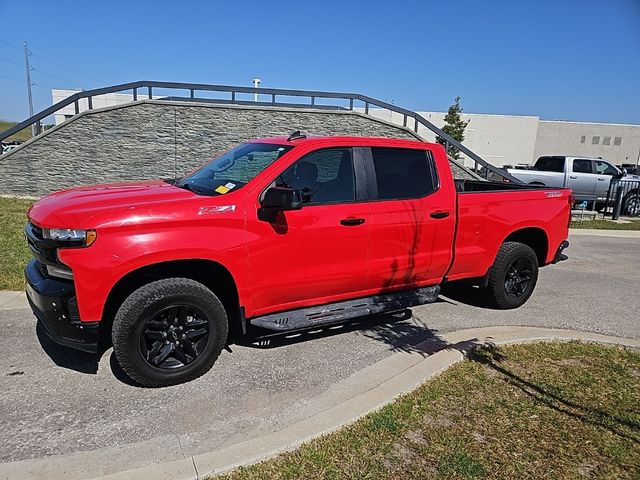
23, 41, 36, 137
252, 78, 261, 102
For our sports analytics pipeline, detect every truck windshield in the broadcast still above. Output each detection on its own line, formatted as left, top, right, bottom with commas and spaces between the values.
177, 143, 292, 196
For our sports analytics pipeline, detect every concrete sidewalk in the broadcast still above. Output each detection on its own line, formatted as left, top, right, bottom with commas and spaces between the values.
1, 325, 637, 480
0, 291, 26, 311
569, 228, 640, 238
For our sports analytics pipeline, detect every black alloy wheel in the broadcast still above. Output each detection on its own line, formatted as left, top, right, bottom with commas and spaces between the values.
504, 257, 534, 298
141, 305, 210, 369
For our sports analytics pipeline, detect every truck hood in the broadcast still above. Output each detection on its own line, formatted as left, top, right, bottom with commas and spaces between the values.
28, 180, 199, 229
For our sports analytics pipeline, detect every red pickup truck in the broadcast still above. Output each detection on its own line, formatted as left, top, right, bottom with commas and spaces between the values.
25, 134, 571, 386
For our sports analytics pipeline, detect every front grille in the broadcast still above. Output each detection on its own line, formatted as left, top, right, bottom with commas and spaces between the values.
25, 222, 61, 266
30, 223, 43, 239
67, 296, 81, 323
37, 261, 48, 278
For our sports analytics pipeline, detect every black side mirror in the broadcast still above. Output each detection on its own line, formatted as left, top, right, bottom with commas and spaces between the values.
258, 186, 302, 221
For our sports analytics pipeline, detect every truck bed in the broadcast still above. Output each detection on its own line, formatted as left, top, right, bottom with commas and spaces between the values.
447, 181, 571, 282
454, 179, 549, 193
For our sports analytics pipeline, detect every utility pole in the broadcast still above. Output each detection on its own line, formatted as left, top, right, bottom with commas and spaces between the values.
23, 41, 37, 137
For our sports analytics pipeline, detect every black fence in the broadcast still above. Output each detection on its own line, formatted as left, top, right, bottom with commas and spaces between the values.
603, 178, 640, 218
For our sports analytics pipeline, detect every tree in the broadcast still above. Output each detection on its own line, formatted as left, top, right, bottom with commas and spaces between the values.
436, 96, 470, 160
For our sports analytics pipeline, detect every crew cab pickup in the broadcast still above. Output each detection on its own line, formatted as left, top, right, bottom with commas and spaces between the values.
507, 156, 640, 212
25, 134, 571, 386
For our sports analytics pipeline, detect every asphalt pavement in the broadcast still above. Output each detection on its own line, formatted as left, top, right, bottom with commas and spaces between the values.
0, 232, 638, 467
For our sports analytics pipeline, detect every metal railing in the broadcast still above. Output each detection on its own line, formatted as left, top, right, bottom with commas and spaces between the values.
603, 178, 640, 218
0, 80, 519, 183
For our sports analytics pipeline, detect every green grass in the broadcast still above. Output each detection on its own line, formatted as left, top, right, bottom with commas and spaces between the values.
0, 197, 34, 290
216, 342, 640, 480
0, 121, 32, 143
571, 219, 640, 230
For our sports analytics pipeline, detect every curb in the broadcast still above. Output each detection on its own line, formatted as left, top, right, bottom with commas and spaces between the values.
1, 326, 638, 480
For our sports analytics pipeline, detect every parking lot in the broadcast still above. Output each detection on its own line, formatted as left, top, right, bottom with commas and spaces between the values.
0, 232, 638, 468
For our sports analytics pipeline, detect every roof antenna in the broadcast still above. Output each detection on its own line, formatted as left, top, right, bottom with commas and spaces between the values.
287, 130, 306, 141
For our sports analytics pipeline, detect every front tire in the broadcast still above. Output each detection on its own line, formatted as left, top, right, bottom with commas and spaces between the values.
484, 242, 539, 309
112, 278, 228, 387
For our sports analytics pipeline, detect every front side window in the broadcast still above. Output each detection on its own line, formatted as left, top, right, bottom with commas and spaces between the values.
179, 143, 292, 196
573, 159, 594, 174
276, 148, 355, 204
595, 160, 618, 176
371, 147, 436, 200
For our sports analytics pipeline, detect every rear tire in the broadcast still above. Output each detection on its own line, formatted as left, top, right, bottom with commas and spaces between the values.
484, 242, 539, 309
112, 278, 228, 387
622, 192, 640, 216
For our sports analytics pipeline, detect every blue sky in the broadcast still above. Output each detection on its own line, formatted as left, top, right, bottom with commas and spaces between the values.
1, 0, 639, 124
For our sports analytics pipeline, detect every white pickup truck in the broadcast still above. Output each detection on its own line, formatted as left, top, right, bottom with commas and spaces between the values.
507, 156, 640, 214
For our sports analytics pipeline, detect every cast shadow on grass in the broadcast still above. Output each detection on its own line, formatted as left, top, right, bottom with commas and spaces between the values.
469, 344, 640, 445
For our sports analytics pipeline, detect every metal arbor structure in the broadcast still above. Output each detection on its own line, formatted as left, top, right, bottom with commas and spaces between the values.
0, 80, 519, 183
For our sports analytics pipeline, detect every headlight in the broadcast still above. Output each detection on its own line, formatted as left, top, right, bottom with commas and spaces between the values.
42, 228, 97, 247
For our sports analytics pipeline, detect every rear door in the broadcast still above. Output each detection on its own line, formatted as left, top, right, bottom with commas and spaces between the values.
364, 146, 455, 291
567, 158, 597, 200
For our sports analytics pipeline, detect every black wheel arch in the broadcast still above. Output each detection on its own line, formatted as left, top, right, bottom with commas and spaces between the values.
502, 228, 548, 266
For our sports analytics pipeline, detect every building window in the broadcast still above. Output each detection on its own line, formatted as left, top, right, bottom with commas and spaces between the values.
591, 136, 600, 145
580, 135, 586, 144
603, 136, 611, 146
614, 137, 622, 146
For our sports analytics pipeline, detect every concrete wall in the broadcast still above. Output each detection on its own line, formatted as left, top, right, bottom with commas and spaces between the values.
534, 121, 640, 166
0, 100, 424, 196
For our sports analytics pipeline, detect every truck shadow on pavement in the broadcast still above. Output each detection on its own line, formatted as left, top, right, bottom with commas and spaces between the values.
36, 323, 100, 374
438, 282, 495, 309
242, 308, 466, 358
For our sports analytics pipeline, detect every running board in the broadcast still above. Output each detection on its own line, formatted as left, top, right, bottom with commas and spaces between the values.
249, 286, 440, 332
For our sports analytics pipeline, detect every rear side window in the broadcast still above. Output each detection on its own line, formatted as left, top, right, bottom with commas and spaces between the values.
573, 159, 594, 174
371, 147, 437, 200
534, 156, 565, 172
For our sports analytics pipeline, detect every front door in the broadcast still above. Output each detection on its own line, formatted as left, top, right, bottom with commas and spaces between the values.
567, 158, 597, 200
594, 159, 618, 200
245, 147, 371, 317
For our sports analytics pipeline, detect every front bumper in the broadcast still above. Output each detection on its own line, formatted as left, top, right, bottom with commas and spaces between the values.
25, 259, 98, 353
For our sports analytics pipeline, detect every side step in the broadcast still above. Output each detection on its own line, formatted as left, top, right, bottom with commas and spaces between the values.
249, 286, 440, 332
